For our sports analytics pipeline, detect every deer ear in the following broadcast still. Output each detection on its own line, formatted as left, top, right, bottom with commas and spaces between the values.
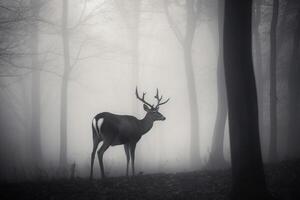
143, 104, 150, 112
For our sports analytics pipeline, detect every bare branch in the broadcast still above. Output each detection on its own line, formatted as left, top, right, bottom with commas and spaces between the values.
69, 38, 89, 70
1, 58, 63, 78
163, 0, 184, 45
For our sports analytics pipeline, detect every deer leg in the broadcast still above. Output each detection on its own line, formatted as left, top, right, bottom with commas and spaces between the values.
90, 137, 100, 180
124, 144, 130, 176
130, 143, 136, 176
97, 141, 110, 179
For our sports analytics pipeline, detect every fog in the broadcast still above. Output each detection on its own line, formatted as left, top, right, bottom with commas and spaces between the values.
0, 0, 298, 181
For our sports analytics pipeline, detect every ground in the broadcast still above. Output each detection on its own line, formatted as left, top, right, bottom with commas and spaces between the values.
0, 160, 299, 200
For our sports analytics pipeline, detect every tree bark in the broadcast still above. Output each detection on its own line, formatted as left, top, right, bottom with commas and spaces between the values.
287, 9, 300, 158
208, 0, 228, 168
30, 0, 42, 166
60, 0, 71, 168
223, 0, 271, 199
269, 0, 279, 162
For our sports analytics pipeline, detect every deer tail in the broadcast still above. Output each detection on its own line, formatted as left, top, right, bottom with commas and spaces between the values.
92, 113, 104, 139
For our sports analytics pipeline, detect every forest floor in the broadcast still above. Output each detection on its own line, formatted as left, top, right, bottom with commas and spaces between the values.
0, 159, 299, 200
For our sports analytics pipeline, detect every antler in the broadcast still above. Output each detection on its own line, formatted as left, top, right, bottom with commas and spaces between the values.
154, 88, 170, 109
135, 87, 154, 108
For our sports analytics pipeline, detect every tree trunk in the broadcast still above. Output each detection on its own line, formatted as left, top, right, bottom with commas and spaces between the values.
131, 0, 141, 114
60, 0, 71, 168
184, 46, 200, 168
253, 0, 264, 139
277, 0, 291, 51
208, 0, 228, 168
269, 0, 279, 162
30, 0, 42, 166
114, 0, 141, 114
287, 10, 300, 159
185, 0, 200, 168
223, 0, 271, 199
59, 77, 69, 167
164, 0, 200, 168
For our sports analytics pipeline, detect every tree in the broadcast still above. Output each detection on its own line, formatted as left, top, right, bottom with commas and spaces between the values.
58, 0, 106, 168
164, 0, 201, 168
223, 0, 272, 199
253, 0, 264, 137
59, 0, 71, 168
29, 0, 43, 166
115, 0, 141, 114
208, 0, 228, 168
269, 0, 279, 162
287, 8, 300, 158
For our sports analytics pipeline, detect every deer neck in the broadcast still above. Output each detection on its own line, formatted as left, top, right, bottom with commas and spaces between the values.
139, 113, 154, 135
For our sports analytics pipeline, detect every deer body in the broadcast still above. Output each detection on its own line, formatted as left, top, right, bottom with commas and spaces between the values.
93, 112, 155, 146
90, 88, 169, 179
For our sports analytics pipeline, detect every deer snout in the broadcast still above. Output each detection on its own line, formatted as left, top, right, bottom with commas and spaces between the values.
161, 116, 166, 121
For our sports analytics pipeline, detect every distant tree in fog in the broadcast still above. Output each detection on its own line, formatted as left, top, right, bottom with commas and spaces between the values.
253, 0, 264, 139
59, 0, 71, 168
287, 6, 300, 158
164, 0, 201, 169
223, 0, 272, 199
208, 0, 228, 168
269, 0, 279, 162
29, 0, 43, 166
58, 0, 109, 168
0, 0, 43, 176
115, 0, 141, 114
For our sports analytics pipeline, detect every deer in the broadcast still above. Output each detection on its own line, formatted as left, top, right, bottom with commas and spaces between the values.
90, 87, 170, 179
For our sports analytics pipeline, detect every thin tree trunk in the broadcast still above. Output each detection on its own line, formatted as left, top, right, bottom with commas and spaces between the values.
253, 0, 264, 138
184, 45, 200, 168
60, 0, 71, 168
114, 0, 141, 114
30, 0, 42, 166
208, 0, 227, 168
131, 0, 141, 114
185, 0, 200, 168
287, 10, 300, 158
164, 0, 200, 168
269, 0, 279, 162
223, 0, 271, 199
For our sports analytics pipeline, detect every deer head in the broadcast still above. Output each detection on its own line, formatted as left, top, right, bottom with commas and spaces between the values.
136, 87, 170, 121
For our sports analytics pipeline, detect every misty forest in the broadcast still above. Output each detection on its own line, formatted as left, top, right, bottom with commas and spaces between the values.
0, 0, 300, 199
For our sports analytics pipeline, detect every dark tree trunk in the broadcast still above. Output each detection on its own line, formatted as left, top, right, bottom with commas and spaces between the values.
30, 0, 42, 166
223, 0, 271, 199
60, 0, 71, 168
208, 0, 228, 168
287, 10, 300, 158
269, 0, 279, 162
